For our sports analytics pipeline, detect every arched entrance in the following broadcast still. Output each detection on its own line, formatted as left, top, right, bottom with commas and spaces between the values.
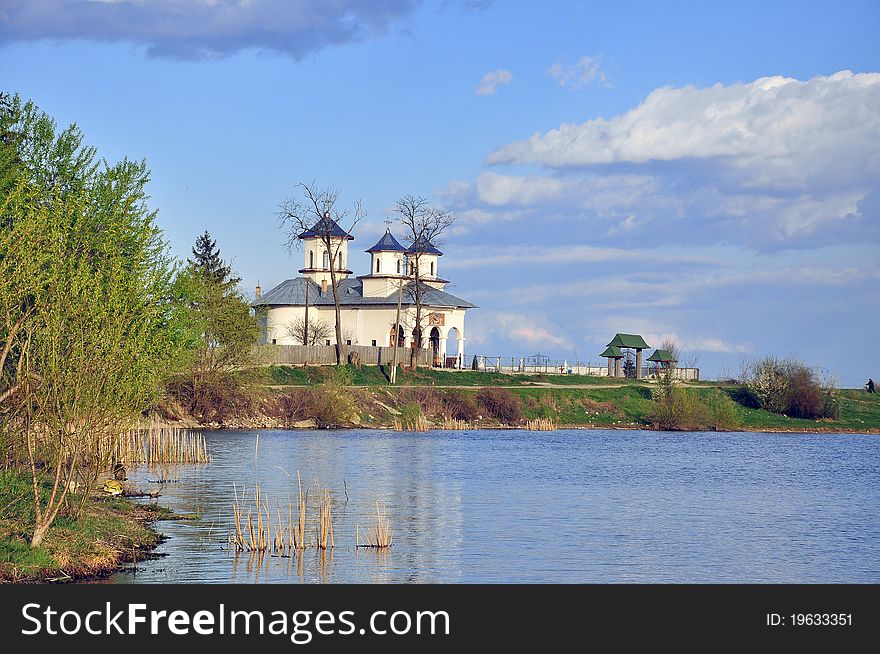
446, 327, 461, 369
389, 324, 404, 347
429, 327, 441, 367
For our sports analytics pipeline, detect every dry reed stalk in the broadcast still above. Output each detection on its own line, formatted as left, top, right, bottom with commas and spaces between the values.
110, 423, 212, 467
317, 489, 334, 550
392, 414, 429, 432
441, 416, 471, 430
357, 501, 393, 549
525, 417, 556, 431
232, 482, 245, 551
229, 471, 314, 554
294, 472, 306, 550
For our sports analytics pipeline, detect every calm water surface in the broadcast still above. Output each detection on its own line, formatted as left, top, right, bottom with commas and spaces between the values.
110, 429, 880, 584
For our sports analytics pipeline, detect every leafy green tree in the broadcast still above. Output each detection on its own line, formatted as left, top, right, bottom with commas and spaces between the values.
0, 95, 188, 546
170, 233, 258, 419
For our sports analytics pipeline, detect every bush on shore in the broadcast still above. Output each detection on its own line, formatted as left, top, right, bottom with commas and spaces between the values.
476, 387, 522, 422
743, 356, 839, 419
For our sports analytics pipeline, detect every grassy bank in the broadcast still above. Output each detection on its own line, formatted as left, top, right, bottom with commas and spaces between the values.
265, 364, 635, 387
262, 380, 880, 432
0, 470, 170, 583
159, 365, 880, 433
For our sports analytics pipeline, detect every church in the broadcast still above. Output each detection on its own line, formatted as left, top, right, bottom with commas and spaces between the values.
253, 217, 476, 367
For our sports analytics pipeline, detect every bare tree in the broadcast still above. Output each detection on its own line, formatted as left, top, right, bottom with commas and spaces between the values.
394, 195, 454, 368
286, 316, 333, 346
278, 183, 364, 365
661, 336, 699, 370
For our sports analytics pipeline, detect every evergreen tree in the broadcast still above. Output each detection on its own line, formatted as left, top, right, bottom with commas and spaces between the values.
189, 230, 239, 287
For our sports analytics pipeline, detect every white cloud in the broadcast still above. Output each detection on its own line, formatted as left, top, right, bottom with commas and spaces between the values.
547, 55, 607, 89
446, 71, 880, 248
443, 243, 721, 270
468, 311, 572, 349
489, 71, 880, 180
475, 69, 513, 96
474, 171, 566, 205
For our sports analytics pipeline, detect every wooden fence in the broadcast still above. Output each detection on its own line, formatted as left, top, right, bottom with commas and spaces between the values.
253, 344, 432, 367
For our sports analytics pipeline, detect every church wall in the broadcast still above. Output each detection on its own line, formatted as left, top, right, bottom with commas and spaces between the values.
265, 303, 466, 353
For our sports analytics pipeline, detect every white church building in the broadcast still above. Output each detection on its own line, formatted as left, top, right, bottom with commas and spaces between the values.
253, 217, 475, 367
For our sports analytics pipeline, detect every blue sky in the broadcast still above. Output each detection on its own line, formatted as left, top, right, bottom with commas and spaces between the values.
2, 0, 878, 385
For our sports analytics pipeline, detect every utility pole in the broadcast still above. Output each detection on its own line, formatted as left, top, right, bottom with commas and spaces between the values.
390, 277, 403, 384
304, 282, 310, 345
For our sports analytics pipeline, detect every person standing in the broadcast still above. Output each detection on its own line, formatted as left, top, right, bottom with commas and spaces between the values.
868, 378, 875, 393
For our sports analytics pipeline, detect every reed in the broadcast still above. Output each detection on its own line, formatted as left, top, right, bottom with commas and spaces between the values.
101, 423, 211, 466
229, 472, 323, 554
357, 500, 393, 549
392, 414, 429, 432
525, 417, 556, 431
441, 416, 471, 430
317, 488, 335, 550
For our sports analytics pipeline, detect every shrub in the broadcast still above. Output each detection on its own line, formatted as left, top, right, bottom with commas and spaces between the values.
166, 371, 259, 423
785, 366, 822, 419
650, 369, 710, 430
744, 356, 839, 420
821, 387, 840, 420
397, 387, 443, 416
306, 368, 358, 427
475, 387, 522, 422
747, 356, 790, 414
276, 389, 312, 426
711, 393, 743, 431
442, 390, 480, 421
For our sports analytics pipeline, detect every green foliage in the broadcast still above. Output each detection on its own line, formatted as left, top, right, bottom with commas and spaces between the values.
306, 366, 358, 427
649, 369, 711, 430
168, 234, 258, 417
744, 356, 838, 420
1, 94, 190, 545
189, 229, 238, 288
709, 392, 743, 431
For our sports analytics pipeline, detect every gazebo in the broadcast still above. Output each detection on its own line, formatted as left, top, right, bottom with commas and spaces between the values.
606, 333, 650, 379
647, 349, 678, 373
600, 345, 624, 378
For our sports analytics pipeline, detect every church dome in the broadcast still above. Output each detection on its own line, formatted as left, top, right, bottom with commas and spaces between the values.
366, 229, 406, 253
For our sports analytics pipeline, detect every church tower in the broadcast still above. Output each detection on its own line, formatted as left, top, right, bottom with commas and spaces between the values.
298, 212, 354, 285
360, 228, 407, 297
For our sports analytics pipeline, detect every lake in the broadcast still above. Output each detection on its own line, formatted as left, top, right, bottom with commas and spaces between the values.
109, 428, 880, 584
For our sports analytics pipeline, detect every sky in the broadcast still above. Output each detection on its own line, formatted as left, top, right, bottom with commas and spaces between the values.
1, 0, 878, 386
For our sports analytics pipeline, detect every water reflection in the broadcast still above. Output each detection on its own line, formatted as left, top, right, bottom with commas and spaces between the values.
109, 429, 880, 584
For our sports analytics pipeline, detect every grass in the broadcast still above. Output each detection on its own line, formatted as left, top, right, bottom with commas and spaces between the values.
0, 469, 169, 582
358, 384, 880, 432
264, 364, 627, 388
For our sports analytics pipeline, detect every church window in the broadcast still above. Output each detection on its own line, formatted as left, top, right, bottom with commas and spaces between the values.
430, 261, 435, 276
376, 258, 380, 273
396, 259, 401, 274
338, 252, 342, 269
323, 251, 329, 269
309, 250, 314, 268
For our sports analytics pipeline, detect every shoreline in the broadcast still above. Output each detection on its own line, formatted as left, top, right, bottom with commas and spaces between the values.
0, 495, 175, 585
164, 416, 880, 435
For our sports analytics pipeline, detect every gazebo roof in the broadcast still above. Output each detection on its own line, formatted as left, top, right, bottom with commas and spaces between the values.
600, 345, 624, 359
607, 333, 650, 349
647, 349, 677, 363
